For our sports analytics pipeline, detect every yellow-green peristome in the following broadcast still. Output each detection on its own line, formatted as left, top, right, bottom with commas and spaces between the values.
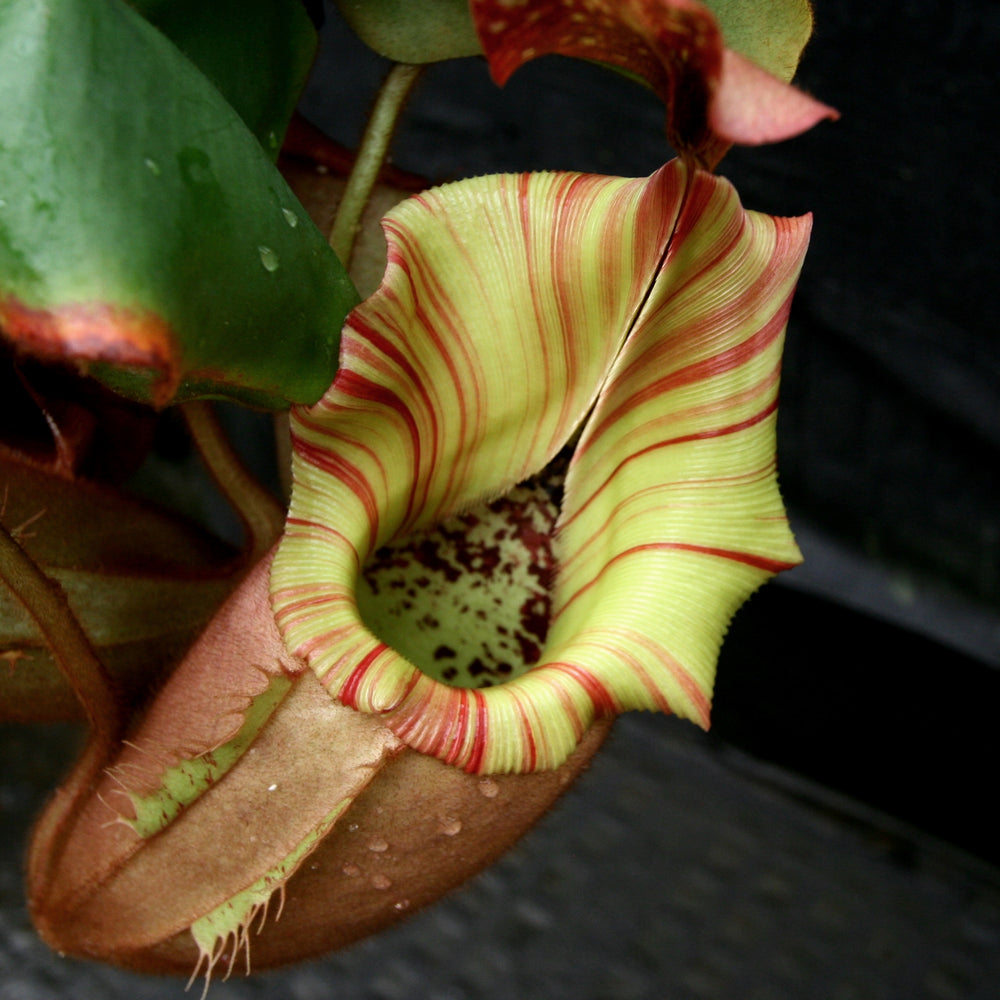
272, 159, 809, 774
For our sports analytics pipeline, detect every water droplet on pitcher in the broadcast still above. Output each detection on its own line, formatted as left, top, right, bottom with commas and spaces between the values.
439, 816, 463, 837
342, 863, 361, 877
282, 208, 299, 227
393, 899, 411, 911
368, 837, 389, 853
372, 873, 393, 890
478, 778, 500, 799
258, 245, 280, 272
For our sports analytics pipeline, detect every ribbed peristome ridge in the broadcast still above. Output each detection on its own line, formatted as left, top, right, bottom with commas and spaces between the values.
271, 160, 809, 774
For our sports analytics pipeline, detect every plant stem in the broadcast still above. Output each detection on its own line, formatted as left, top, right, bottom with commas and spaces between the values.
2, 517, 123, 899
329, 62, 423, 267
182, 401, 286, 562
0, 521, 120, 747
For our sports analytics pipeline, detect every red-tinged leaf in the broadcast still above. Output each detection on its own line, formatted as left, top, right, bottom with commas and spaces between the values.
0, 0, 357, 409
469, 0, 837, 167
0, 300, 176, 402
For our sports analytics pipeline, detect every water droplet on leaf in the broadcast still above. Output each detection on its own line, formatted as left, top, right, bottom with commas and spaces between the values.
178, 147, 213, 187
282, 208, 299, 227
258, 245, 280, 272
144, 158, 161, 176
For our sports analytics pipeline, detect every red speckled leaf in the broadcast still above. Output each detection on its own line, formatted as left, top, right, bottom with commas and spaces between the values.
469, 0, 836, 167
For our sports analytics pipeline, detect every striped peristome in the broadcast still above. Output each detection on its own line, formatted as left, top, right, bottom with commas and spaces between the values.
271, 158, 809, 774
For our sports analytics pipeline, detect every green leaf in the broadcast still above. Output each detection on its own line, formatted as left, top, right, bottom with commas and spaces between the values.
129, 0, 317, 156
702, 0, 814, 82
333, 0, 481, 63
0, 0, 358, 408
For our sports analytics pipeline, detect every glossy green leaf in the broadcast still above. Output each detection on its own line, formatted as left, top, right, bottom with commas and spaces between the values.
0, 0, 358, 408
129, 0, 317, 156
333, 0, 480, 63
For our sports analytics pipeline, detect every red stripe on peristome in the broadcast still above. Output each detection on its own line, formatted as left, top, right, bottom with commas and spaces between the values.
283, 518, 362, 566
296, 622, 361, 660
550, 660, 618, 717
516, 687, 539, 773
558, 459, 782, 580
290, 435, 381, 540
556, 538, 796, 622
570, 628, 706, 725
623, 630, 710, 725
464, 689, 489, 773
562, 398, 779, 532
375, 243, 466, 529
343, 314, 437, 531
345, 314, 424, 391
665, 542, 798, 573
339, 644, 390, 709
441, 688, 470, 768
581, 299, 789, 455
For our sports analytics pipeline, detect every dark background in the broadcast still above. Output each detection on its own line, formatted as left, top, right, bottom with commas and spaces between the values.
2, 2, 998, 997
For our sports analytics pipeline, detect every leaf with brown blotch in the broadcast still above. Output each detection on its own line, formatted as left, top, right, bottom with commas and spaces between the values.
27, 552, 608, 979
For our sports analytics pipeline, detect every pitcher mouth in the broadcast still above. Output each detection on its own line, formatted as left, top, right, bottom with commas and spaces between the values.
356, 458, 568, 691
